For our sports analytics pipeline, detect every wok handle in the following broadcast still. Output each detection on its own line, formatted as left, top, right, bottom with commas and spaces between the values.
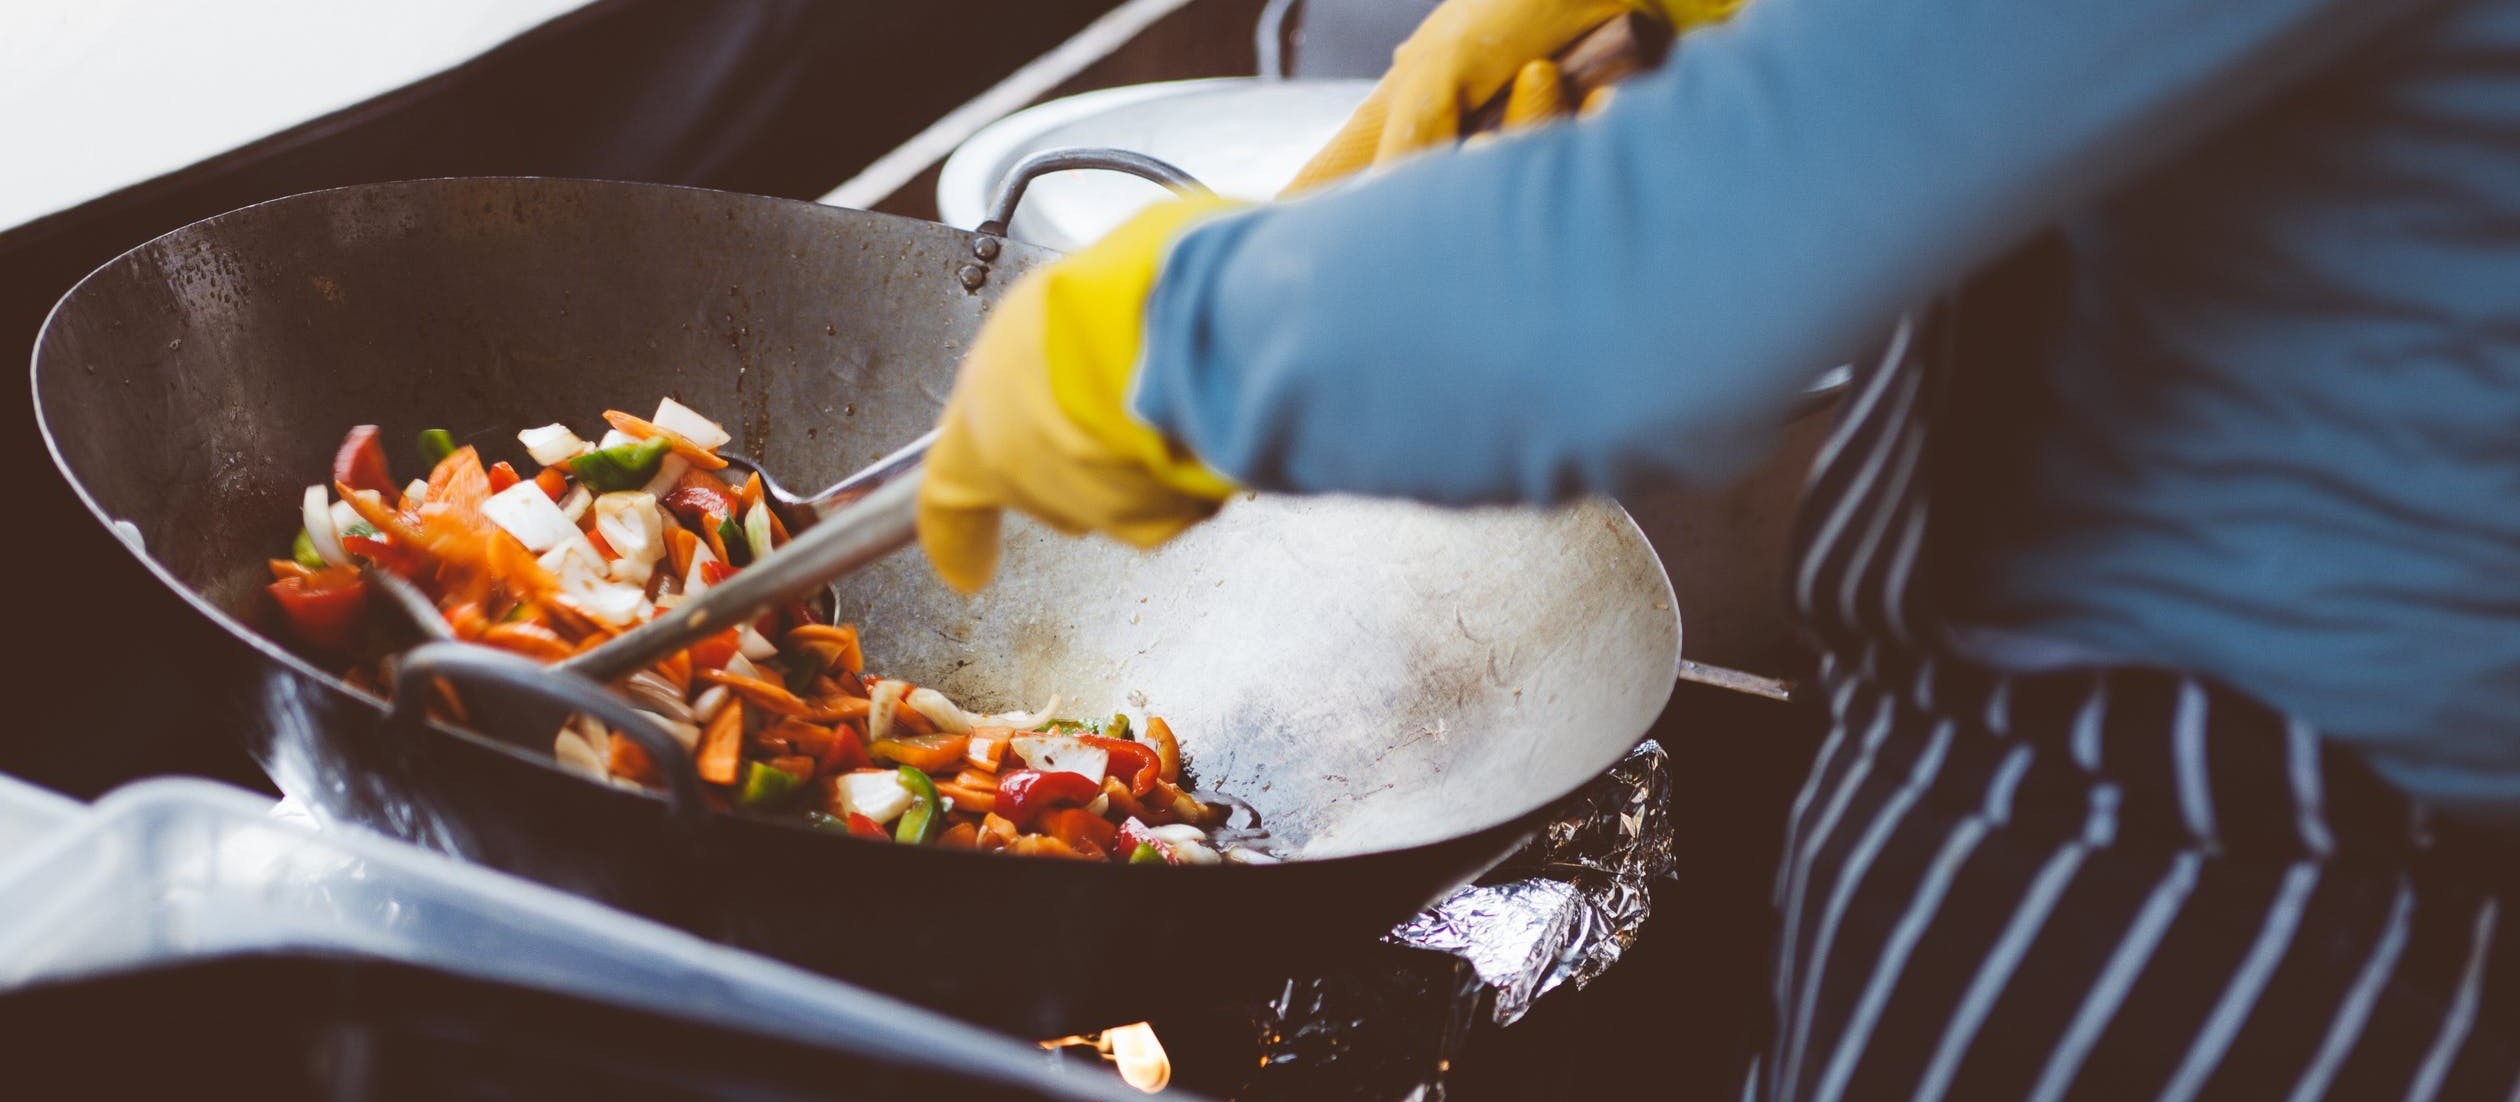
391, 641, 709, 829
975, 148, 1214, 238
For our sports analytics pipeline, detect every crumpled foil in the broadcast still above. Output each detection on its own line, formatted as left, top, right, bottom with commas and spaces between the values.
1238, 740, 1678, 1099
1385, 739, 1675, 1025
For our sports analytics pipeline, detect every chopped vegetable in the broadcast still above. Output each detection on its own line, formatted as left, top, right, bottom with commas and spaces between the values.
650, 397, 732, 450
695, 698, 745, 785
291, 529, 327, 570
1129, 842, 1164, 865
894, 767, 942, 845
736, 760, 804, 810
1008, 735, 1109, 781
1081, 735, 1160, 797
743, 500, 775, 561
416, 428, 458, 467
482, 481, 583, 552
834, 768, 915, 824
266, 567, 367, 651
517, 423, 589, 466
334, 426, 397, 499
301, 486, 347, 566
995, 769, 1101, 830
870, 732, 969, 772
568, 436, 673, 492
1105, 713, 1132, 741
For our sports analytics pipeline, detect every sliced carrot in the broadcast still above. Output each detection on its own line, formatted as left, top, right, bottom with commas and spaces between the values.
1099, 776, 1156, 824
933, 782, 996, 816
765, 506, 791, 548
700, 669, 810, 716
268, 558, 319, 583
787, 623, 863, 675
487, 461, 522, 493
664, 525, 698, 579
607, 733, 662, 787
601, 410, 729, 470
952, 768, 999, 793
700, 516, 732, 565
584, 526, 618, 561
739, 471, 765, 514
478, 621, 573, 663
443, 601, 491, 641
695, 697, 745, 786
892, 704, 938, 737
533, 465, 569, 502
653, 649, 692, 693
767, 753, 818, 780
937, 822, 981, 849
1041, 807, 1117, 859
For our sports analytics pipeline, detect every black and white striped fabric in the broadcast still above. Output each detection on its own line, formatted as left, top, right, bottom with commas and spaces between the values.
1754, 311, 2520, 1101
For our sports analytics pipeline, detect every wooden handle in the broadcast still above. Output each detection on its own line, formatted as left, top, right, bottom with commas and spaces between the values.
1464, 11, 1674, 134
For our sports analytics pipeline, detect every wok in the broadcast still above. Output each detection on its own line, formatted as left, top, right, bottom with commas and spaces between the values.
33, 177, 1680, 1034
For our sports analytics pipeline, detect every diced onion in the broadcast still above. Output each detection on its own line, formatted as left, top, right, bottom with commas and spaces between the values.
904, 687, 975, 733
516, 423, 591, 466
300, 486, 347, 565
692, 685, 732, 724
866, 679, 909, 744
553, 729, 606, 778
723, 651, 764, 681
484, 482, 581, 552
401, 479, 430, 506
594, 492, 665, 586
1223, 847, 1280, 865
597, 428, 636, 451
651, 397, 731, 450
835, 769, 914, 824
682, 539, 717, 596
634, 709, 701, 752
734, 622, 779, 661
1147, 823, 1221, 865
977, 697, 1063, 729
1009, 736, 1108, 781
557, 485, 593, 524
638, 453, 690, 498
743, 500, 775, 561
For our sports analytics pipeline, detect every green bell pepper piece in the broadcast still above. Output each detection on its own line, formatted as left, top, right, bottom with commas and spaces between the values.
1129, 842, 1164, 865
717, 515, 749, 566
894, 766, 942, 845
417, 428, 457, 467
734, 760, 802, 810
804, 810, 853, 835
291, 529, 327, 569
568, 436, 672, 492
1105, 713, 1132, 741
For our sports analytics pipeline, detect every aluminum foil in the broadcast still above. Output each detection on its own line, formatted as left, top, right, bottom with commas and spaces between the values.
1385, 739, 1675, 1025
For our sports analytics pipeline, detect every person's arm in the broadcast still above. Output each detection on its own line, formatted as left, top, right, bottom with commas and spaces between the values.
1134, 0, 2434, 504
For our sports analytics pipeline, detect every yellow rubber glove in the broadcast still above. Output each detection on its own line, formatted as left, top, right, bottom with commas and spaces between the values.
1283, 0, 1745, 194
917, 197, 1245, 594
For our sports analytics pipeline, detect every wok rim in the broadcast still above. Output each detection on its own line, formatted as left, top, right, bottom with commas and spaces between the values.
31, 175, 1684, 876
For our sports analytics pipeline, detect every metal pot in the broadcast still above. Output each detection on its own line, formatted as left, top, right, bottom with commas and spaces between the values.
34, 176, 1679, 1033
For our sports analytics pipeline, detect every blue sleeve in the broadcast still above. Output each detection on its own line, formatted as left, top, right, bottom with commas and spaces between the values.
1132, 0, 2433, 504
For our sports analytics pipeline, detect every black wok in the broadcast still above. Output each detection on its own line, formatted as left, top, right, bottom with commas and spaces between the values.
32, 178, 1680, 1034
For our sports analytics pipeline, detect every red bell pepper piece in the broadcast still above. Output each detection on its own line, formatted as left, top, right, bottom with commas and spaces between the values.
687, 628, 743, 672
266, 567, 369, 651
663, 484, 740, 529
699, 559, 737, 586
487, 461, 522, 493
1080, 735, 1161, 797
994, 769, 1102, 830
847, 812, 888, 840
332, 425, 396, 501
820, 722, 871, 775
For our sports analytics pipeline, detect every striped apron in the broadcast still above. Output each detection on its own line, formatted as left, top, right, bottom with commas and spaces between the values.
1753, 312, 2520, 1101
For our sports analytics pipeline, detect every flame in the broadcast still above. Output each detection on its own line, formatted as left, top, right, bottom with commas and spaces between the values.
1107, 1021, 1172, 1093
1038, 1022, 1172, 1094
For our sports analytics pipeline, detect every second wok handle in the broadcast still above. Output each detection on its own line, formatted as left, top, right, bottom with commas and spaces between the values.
976, 148, 1214, 238
563, 473, 922, 683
